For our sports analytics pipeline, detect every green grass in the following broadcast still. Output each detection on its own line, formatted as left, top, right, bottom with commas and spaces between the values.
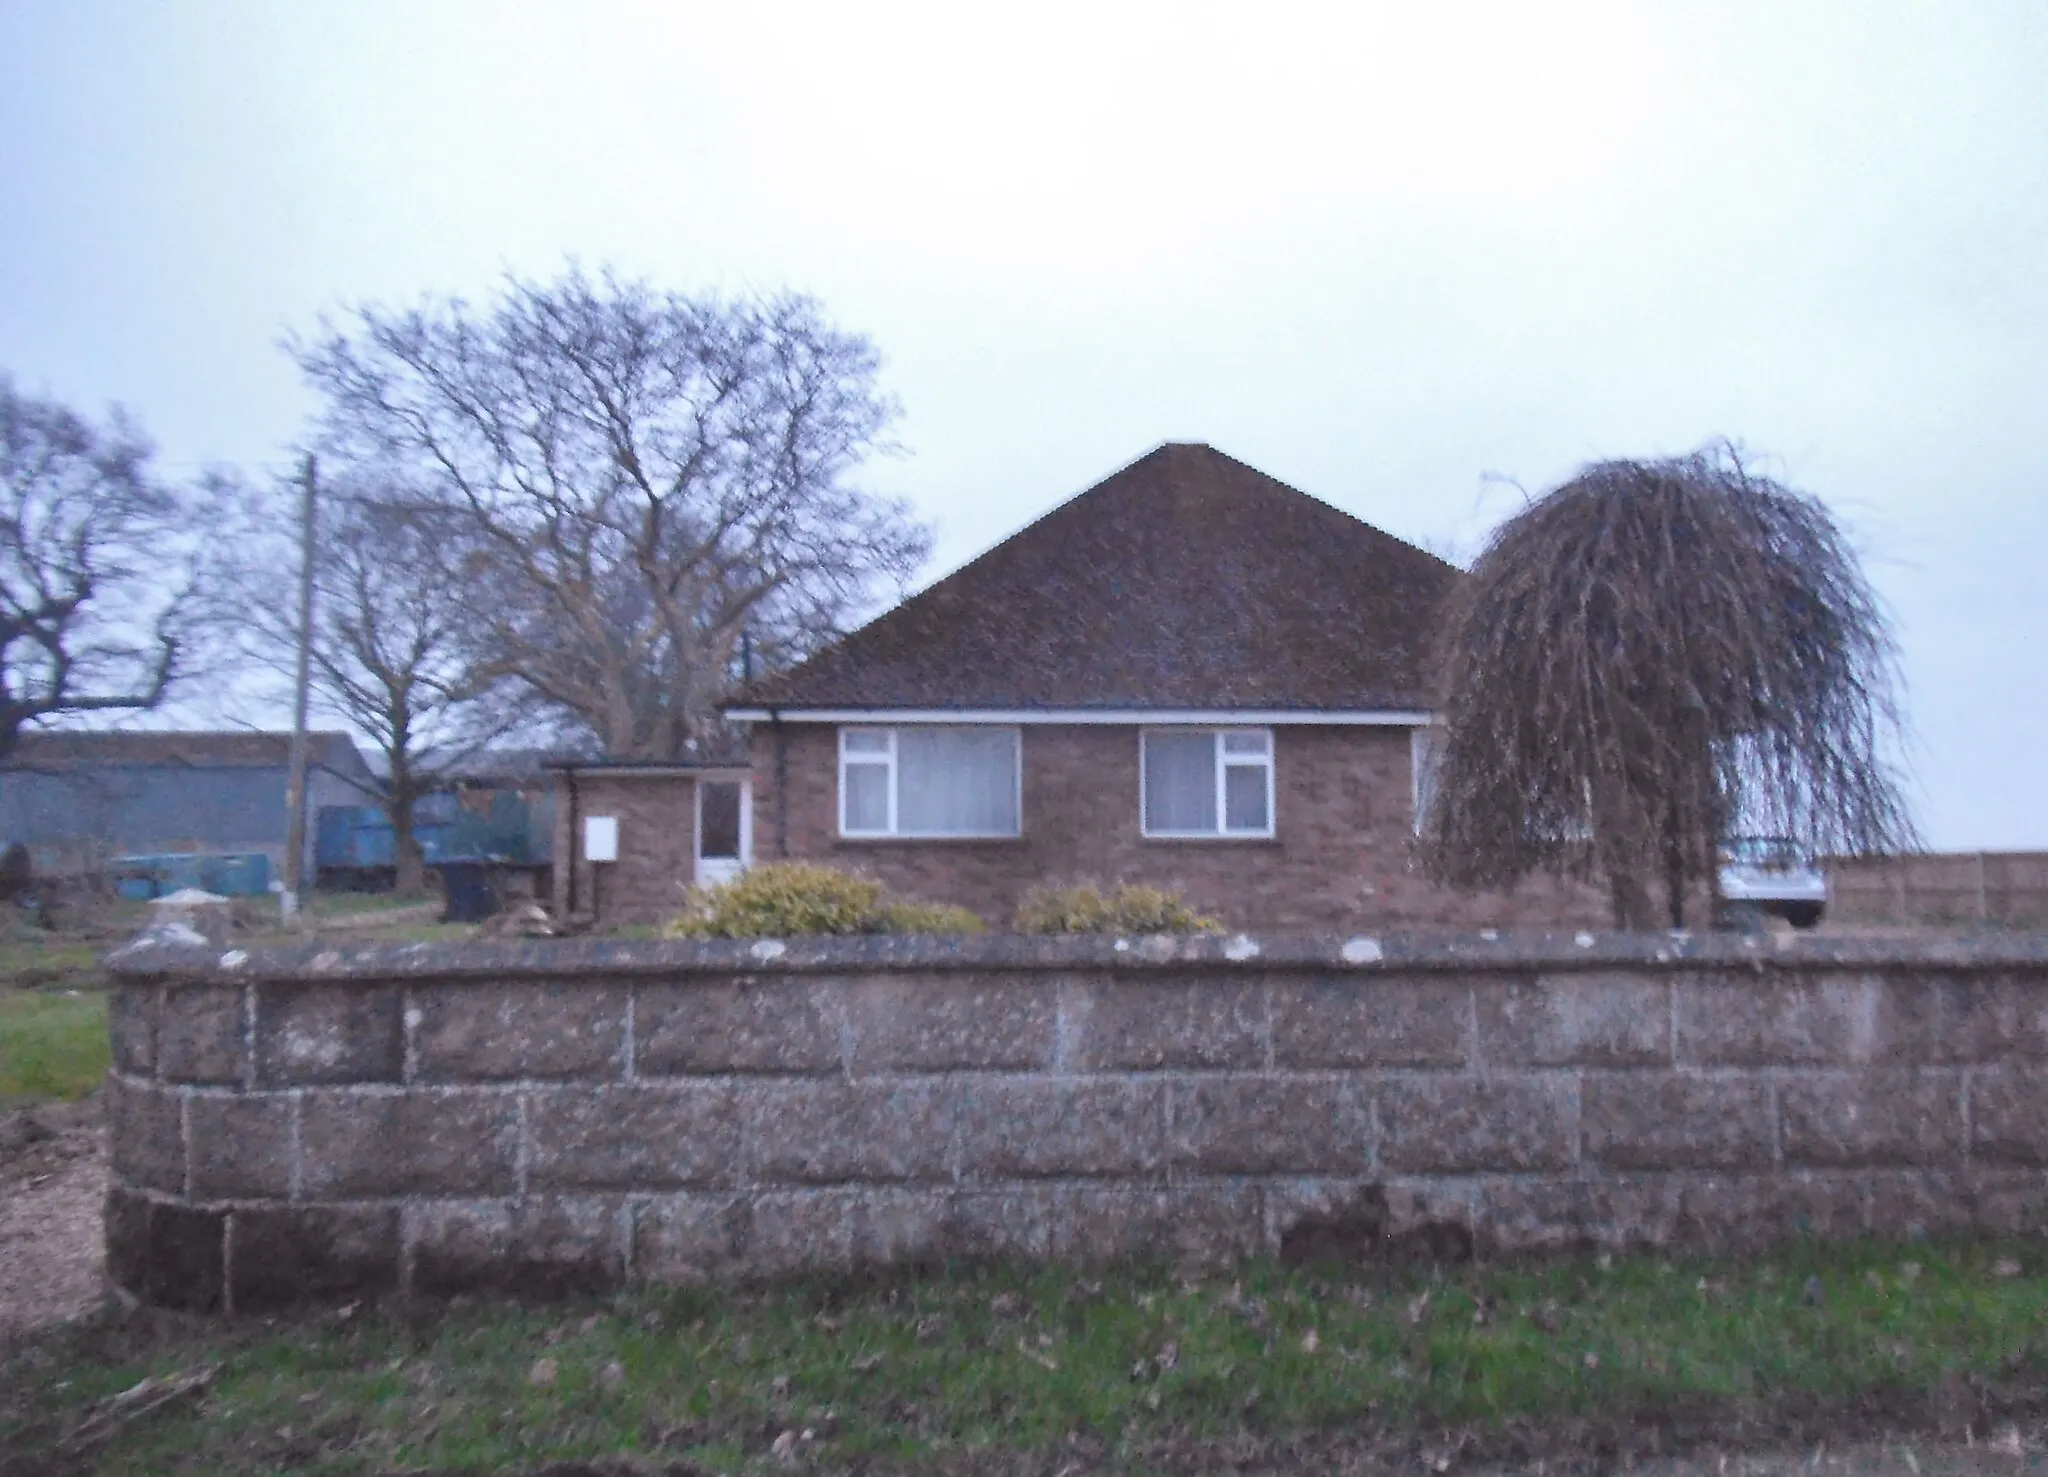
3, 1238, 2045, 1474
307, 890, 443, 920
0, 937, 106, 991
0, 987, 108, 1104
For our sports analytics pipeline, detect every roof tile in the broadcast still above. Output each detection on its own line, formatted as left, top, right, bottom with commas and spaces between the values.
736, 444, 1458, 711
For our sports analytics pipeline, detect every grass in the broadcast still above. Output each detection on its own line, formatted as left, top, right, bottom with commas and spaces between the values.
0, 937, 104, 991
2, 1238, 2044, 1474
0, 987, 108, 1105
0, 889, 461, 1113
307, 890, 444, 920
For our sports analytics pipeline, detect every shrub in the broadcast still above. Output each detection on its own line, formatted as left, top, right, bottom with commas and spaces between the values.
875, 900, 987, 936
663, 863, 983, 938
1012, 881, 1221, 935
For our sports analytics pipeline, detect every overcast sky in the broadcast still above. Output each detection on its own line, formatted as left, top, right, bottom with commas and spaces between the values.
3, 1, 2043, 848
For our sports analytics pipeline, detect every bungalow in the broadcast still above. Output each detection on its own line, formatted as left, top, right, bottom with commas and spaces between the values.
556, 444, 1604, 931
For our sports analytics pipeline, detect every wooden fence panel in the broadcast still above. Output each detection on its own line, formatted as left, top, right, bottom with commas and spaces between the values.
1823, 851, 2048, 926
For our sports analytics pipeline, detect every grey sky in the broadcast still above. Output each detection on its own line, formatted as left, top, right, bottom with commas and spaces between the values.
3, 1, 2042, 848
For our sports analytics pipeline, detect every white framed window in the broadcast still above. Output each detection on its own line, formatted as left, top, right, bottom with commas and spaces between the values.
1140, 728, 1274, 838
1411, 726, 1445, 834
838, 726, 1022, 838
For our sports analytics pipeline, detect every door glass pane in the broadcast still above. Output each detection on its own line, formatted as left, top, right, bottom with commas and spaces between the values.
844, 761, 890, 832
843, 728, 890, 755
1412, 726, 1444, 831
897, 728, 1018, 835
699, 781, 742, 858
1224, 763, 1268, 831
1144, 732, 1216, 832
1222, 730, 1269, 756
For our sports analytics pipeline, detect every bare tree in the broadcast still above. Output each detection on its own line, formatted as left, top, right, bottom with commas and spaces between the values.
230, 484, 514, 893
1419, 444, 1917, 929
291, 268, 930, 759
0, 377, 205, 760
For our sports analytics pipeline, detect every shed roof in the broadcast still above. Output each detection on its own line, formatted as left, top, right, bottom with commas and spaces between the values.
4, 729, 368, 773
732, 443, 1460, 713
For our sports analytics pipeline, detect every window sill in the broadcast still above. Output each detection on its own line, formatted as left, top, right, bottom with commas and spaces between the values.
1140, 834, 1283, 846
833, 835, 1026, 845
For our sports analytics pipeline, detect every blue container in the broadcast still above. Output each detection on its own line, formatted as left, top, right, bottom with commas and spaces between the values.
108, 851, 272, 898
315, 807, 357, 869
215, 853, 270, 896
109, 855, 166, 900
157, 855, 203, 894
353, 821, 396, 868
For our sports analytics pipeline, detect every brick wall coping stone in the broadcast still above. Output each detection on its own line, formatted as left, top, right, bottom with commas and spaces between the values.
105, 926, 2048, 984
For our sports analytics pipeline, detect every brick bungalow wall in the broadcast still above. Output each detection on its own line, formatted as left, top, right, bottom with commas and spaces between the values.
102, 930, 2048, 1313
751, 722, 1606, 932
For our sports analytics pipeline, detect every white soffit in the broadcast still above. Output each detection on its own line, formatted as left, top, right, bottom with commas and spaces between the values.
724, 708, 1434, 726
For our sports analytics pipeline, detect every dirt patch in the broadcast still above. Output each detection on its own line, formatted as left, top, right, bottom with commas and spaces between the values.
0, 1094, 107, 1348
1278, 1184, 1479, 1267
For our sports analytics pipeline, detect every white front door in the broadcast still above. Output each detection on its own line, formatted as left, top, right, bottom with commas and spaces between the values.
694, 778, 750, 887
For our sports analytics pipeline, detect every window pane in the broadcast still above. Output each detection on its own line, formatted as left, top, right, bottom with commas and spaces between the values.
843, 728, 891, 755
1224, 763, 1268, 831
844, 762, 890, 832
1145, 732, 1217, 832
897, 728, 1018, 835
1412, 727, 1444, 831
1222, 730, 1269, 756
699, 780, 742, 858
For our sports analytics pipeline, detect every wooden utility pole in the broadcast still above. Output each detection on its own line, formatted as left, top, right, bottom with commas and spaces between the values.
280, 454, 318, 924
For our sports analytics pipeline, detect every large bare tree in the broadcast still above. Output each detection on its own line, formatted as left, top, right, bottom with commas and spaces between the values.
1419, 445, 1917, 929
291, 269, 929, 759
0, 377, 205, 761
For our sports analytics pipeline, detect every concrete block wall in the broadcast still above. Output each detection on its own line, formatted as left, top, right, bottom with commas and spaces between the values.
104, 932, 2048, 1313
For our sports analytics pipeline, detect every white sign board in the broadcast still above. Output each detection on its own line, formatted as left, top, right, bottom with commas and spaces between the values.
583, 815, 619, 863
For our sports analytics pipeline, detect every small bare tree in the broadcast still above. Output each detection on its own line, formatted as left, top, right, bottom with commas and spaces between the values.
229, 485, 514, 894
291, 268, 930, 759
1420, 444, 1917, 929
0, 377, 206, 759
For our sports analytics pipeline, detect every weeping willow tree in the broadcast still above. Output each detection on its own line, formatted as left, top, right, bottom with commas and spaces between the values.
1420, 444, 1917, 930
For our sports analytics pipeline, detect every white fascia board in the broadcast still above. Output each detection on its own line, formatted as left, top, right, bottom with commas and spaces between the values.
724, 707, 1435, 726
556, 765, 753, 778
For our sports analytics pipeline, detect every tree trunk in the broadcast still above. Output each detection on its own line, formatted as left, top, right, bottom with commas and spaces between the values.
1661, 805, 1689, 931
1663, 844, 1688, 929
1607, 871, 1659, 931
1593, 773, 1660, 930
393, 818, 427, 896
386, 733, 429, 896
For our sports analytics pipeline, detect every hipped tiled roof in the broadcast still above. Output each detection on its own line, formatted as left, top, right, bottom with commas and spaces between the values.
734, 443, 1459, 712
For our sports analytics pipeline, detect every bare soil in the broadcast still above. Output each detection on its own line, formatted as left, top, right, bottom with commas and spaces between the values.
0, 1093, 106, 1349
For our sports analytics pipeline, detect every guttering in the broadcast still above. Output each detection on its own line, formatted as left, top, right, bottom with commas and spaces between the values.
721, 707, 1435, 726
563, 766, 579, 916
771, 707, 789, 859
